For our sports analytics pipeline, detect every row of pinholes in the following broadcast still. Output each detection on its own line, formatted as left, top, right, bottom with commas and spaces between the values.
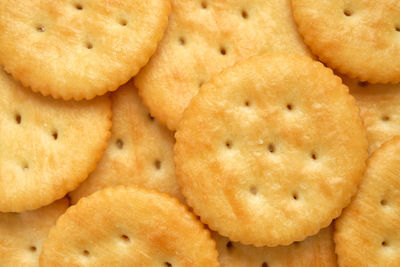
13, 112, 58, 171
343, 8, 400, 32
34, 2, 129, 50
357, 82, 393, 122
114, 113, 162, 171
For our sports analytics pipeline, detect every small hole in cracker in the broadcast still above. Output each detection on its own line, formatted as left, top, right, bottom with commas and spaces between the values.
15, 113, 21, 124
22, 162, 29, 171
381, 240, 389, 247
29, 246, 37, 252
36, 25, 45, 32
395, 25, 400, 32
86, 42, 93, 49
380, 199, 387, 206
226, 241, 233, 249
225, 140, 232, 149
52, 131, 58, 140
220, 47, 227, 55
250, 186, 258, 195
262, 262, 269, 267
119, 19, 128, 26
164, 262, 172, 267
343, 9, 353, 16
382, 116, 390, 122
154, 159, 162, 170
245, 100, 251, 107
75, 3, 83, 10
179, 37, 186, 45
358, 81, 369, 87
292, 193, 299, 200
311, 152, 317, 160
201, 1, 207, 9
121, 234, 130, 242
286, 104, 293, 110
116, 139, 124, 149
83, 250, 90, 256
268, 143, 275, 153
148, 113, 155, 121
241, 10, 248, 19
199, 81, 205, 88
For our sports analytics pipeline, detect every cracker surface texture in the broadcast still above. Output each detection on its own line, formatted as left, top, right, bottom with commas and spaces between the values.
135, 0, 311, 130
40, 186, 219, 267
291, 0, 400, 83
69, 80, 183, 203
175, 54, 368, 246
0, 0, 170, 100
334, 136, 400, 266
344, 77, 400, 154
215, 226, 337, 267
0, 198, 69, 267
0, 69, 111, 212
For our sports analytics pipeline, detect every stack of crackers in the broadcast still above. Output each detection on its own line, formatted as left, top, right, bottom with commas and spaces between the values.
0, 0, 399, 266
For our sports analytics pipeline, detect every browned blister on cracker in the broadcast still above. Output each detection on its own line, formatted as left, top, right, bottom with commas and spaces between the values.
135, 0, 311, 130
40, 186, 219, 267
175, 54, 368, 247
0, 69, 111, 212
335, 137, 400, 266
69, 80, 183, 204
0, 0, 170, 100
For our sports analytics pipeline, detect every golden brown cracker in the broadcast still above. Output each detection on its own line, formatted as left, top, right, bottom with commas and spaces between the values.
334, 137, 400, 266
135, 0, 311, 130
215, 226, 337, 267
0, 198, 69, 267
0, 68, 111, 212
343, 76, 400, 154
69, 80, 182, 203
40, 186, 219, 266
0, 0, 170, 100
292, 0, 400, 83
175, 54, 368, 246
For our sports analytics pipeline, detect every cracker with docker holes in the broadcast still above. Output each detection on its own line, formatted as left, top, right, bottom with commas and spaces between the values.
0, 68, 111, 212
175, 54, 368, 246
343, 76, 400, 154
0, 198, 69, 267
214, 226, 337, 267
334, 136, 400, 266
291, 0, 400, 83
0, 0, 170, 100
40, 186, 219, 266
135, 0, 311, 130
69, 80, 183, 204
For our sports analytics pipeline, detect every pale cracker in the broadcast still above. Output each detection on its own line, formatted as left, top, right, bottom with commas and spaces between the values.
40, 186, 219, 266
0, 198, 69, 267
0, 68, 111, 212
292, 0, 400, 83
135, 0, 311, 130
334, 137, 400, 266
343, 76, 400, 154
0, 0, 170, 100
69, 80, 183, 203
175, 54, 368, 246
214, 226, 337, 267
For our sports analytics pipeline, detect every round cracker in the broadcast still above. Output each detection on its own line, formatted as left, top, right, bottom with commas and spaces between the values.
0, 198, 69, 267
291, 0, 400, 83
334, 136, 400, 266
135, 0, 311, 130
0, 0, 170, 100
214, 226, 337, 267
69, 80, 183, 204
343, 76, 400, 154
0, 69, 111, 212
40, 186, 219, 266
175, 54, 368, 246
